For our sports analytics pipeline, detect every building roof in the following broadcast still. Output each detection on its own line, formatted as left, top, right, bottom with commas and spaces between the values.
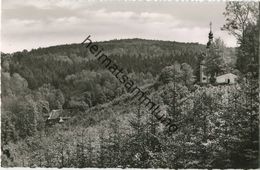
216, 73, 238, 78
48, 109, 63, 120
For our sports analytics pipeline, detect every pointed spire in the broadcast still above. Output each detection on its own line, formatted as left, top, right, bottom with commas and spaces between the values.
207, 22, 213, 48
208, 21, 213, 40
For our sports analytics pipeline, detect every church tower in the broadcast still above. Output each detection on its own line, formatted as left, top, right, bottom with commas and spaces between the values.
206, 22, 214, 48
200, 22, 213, 84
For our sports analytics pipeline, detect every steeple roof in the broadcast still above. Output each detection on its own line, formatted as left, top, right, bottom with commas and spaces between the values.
206, 22, 213, 48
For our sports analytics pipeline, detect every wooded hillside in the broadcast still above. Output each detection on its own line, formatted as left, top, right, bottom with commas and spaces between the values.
1, 38, 257, 168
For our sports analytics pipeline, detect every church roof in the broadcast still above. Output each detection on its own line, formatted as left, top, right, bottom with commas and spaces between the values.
206, 22, 213, 48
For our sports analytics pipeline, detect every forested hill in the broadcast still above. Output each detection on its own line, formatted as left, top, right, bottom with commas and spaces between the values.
2, 38, 236, 109
3, 39, 206, 85
2, 38, 208, 155
7, 38, 206, 58
2, 38, 234, 90
2, 38, 258, 169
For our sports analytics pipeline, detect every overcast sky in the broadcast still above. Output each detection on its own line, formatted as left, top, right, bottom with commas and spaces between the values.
2, 0, 237, 53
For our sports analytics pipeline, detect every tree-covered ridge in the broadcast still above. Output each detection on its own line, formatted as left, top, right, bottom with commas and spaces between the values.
1, 39, 212, 112
2, 38, 236, 89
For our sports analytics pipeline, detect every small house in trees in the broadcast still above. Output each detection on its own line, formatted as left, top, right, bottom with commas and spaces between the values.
216, 73, 238, 84
45, 109, 70, 126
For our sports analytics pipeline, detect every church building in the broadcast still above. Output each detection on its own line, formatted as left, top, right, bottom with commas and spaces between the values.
199, 22, 238, 85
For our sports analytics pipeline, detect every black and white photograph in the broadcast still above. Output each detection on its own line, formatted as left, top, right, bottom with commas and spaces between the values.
1, 0, 259, 168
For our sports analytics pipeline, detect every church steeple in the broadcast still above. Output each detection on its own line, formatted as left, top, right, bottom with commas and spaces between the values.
206, 22, 213, 48
199, 22, 214, 84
